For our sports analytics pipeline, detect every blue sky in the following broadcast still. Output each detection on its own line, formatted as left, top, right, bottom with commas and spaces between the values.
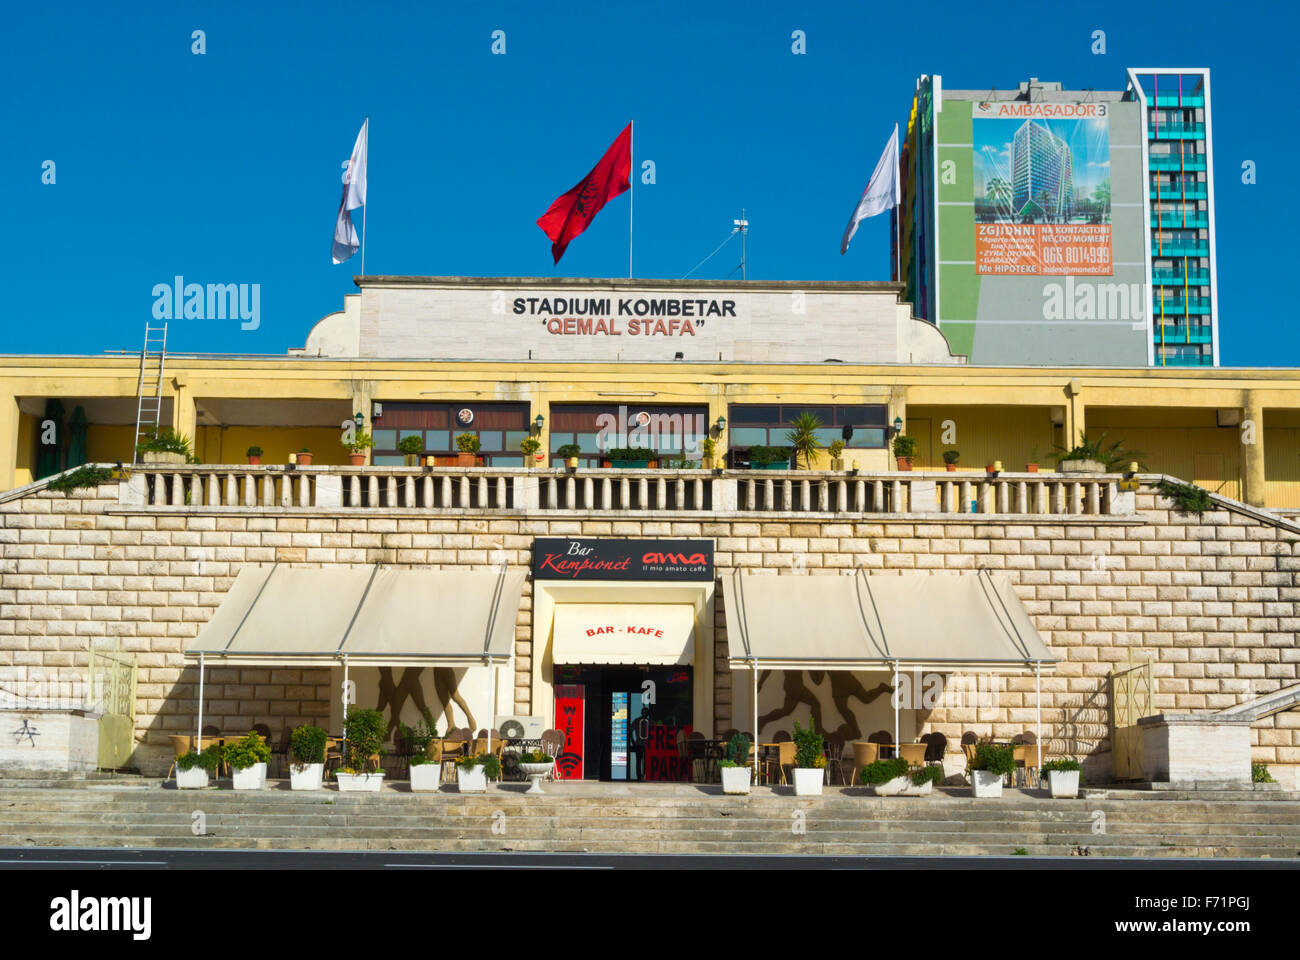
4, 0, 1292, 366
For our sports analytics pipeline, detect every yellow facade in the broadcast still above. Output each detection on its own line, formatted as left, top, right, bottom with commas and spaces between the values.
3, 356, 1300, 508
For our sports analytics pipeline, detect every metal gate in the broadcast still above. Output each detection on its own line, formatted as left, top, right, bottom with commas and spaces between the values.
88, 648, 138, 770
1109, 654, 1153, 780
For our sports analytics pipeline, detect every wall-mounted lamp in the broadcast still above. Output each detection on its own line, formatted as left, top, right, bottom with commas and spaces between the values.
893, 416, 904, 434
714, 415, 726, 435
533, 413, 545, 436
353, 411, 366, 434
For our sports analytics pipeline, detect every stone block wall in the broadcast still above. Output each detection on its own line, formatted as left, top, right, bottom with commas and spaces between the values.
1, 479, 1297, 779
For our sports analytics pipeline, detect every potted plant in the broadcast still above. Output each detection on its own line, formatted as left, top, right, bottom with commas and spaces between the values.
455, 432, 480, 467
718, 732, 752, 795
1041, 757, 1081, 798
455, 753, 501, 793
970, 742, 1015, 798
246, 445, 263, 465
175, 744, 221, 789
288, 724, 327, 791
605, 446, 654, 469
784, 411, 824, 470
343, 431, 374, 466
828, 439, 846, 471
1052, 433, 1144, 474
860, 758, 912, 796
747, 445, 792, 470
700, 435, 717, 470
791, 719, 826, 796
401, 711, 442, 792
556, 443, 581, 468
296, 447, 313, 466
892, 434, 918, 471
224, 731, 271, 790
1025, 446, 1040, 473
520, 435, 542, 466
905, 765, 943, 796
942, 449, 960, 472
517, 750, 555, 794
336, 706, 385, 792
397, 434, 423, 466
136, 428, 194, 465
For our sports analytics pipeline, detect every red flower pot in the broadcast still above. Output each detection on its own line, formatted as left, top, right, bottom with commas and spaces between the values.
349, 453, 366, 466
896, 457, 913, 471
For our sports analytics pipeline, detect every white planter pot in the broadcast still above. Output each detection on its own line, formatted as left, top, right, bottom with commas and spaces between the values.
336, 772, 385, 792
871, 775, 910, 797
175, 766, 210, 789
231, 762, 267, 791
457, 765, 488, 793
792, 767, 824, 796
720, 766, 752, 795
971, 769, 1004, 798
902, 778, 934, 797
410, 763, 443, 792
289, 762, 324, 791
1046, 770, 1080, 798
519, 761, 553, 795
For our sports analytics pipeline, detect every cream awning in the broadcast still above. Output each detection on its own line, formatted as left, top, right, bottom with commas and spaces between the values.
552, 603, 696, 665
184, 563, 525, 667
724, 569, 1056, 672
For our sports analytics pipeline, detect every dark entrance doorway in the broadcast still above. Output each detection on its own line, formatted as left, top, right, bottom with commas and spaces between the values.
554, 665, 693, 781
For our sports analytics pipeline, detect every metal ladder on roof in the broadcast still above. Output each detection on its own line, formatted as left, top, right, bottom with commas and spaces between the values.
132, 322, 168, 463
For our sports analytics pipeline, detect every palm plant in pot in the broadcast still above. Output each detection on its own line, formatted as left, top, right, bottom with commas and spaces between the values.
397, 433, 423, 466
336, 707, 386, 792
288, 724, 327, 790
718, 732, 752, 795
1041, 757, 1082, 798
455, 432, 480, 467
970, 742, 1015, 798
556, 443, 581, 468
342, 430, 374, 466
401, 711, 441, 792
455, 753, 501, 793
784, 411, 824, 470
791, 720, 827, 796
224, 731, 272, 790
942, 449, 960, 471
892, 433, 918, 471
175, 744, 221, 789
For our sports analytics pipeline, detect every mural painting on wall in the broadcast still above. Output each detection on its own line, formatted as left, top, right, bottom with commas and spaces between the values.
757, 671, 895, 741
375, 667, 477, 738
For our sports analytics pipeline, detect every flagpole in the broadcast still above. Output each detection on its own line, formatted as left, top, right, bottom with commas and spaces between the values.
628, 120, 634, 279
361, 116, 369, 275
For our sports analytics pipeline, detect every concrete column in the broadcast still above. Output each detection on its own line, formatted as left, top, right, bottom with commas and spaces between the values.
170, 376, 196, 444
1242, 392, 1266, 508
0, 392, 19, 492
1064, 378, 1085, 448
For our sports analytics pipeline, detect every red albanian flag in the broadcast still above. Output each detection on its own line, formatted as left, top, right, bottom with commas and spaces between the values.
537, 123, 631, 264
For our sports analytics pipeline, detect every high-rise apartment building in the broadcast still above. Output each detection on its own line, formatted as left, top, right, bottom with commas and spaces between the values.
897, 71, 1217, 367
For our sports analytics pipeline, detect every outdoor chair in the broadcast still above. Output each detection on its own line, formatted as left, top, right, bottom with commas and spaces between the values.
767, 741, 796, 785
166, 734, 191, 779
899, 743, 927, 769
867, 729, 892, 758
1014, 743, 1042, 788
773, 730, 791, 742
962, 742, 979, 776
920, 732, 948, 763
824, 733, 848, 786
539, 729, 566, 780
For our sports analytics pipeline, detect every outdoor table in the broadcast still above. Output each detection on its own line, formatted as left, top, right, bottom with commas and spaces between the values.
500, 737, 543, 781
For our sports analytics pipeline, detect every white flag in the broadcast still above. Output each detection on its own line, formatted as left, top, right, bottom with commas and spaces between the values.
332, 119, 368, 265
840, 123, 900, 255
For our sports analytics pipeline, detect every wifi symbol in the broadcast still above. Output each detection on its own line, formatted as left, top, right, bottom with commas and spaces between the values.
555, 752, 581, 779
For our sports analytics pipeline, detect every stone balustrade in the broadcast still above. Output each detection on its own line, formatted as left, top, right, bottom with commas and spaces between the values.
119, 465, 1136, 518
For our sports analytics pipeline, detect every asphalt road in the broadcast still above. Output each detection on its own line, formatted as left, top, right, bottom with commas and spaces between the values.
2, 847, 1297, 869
